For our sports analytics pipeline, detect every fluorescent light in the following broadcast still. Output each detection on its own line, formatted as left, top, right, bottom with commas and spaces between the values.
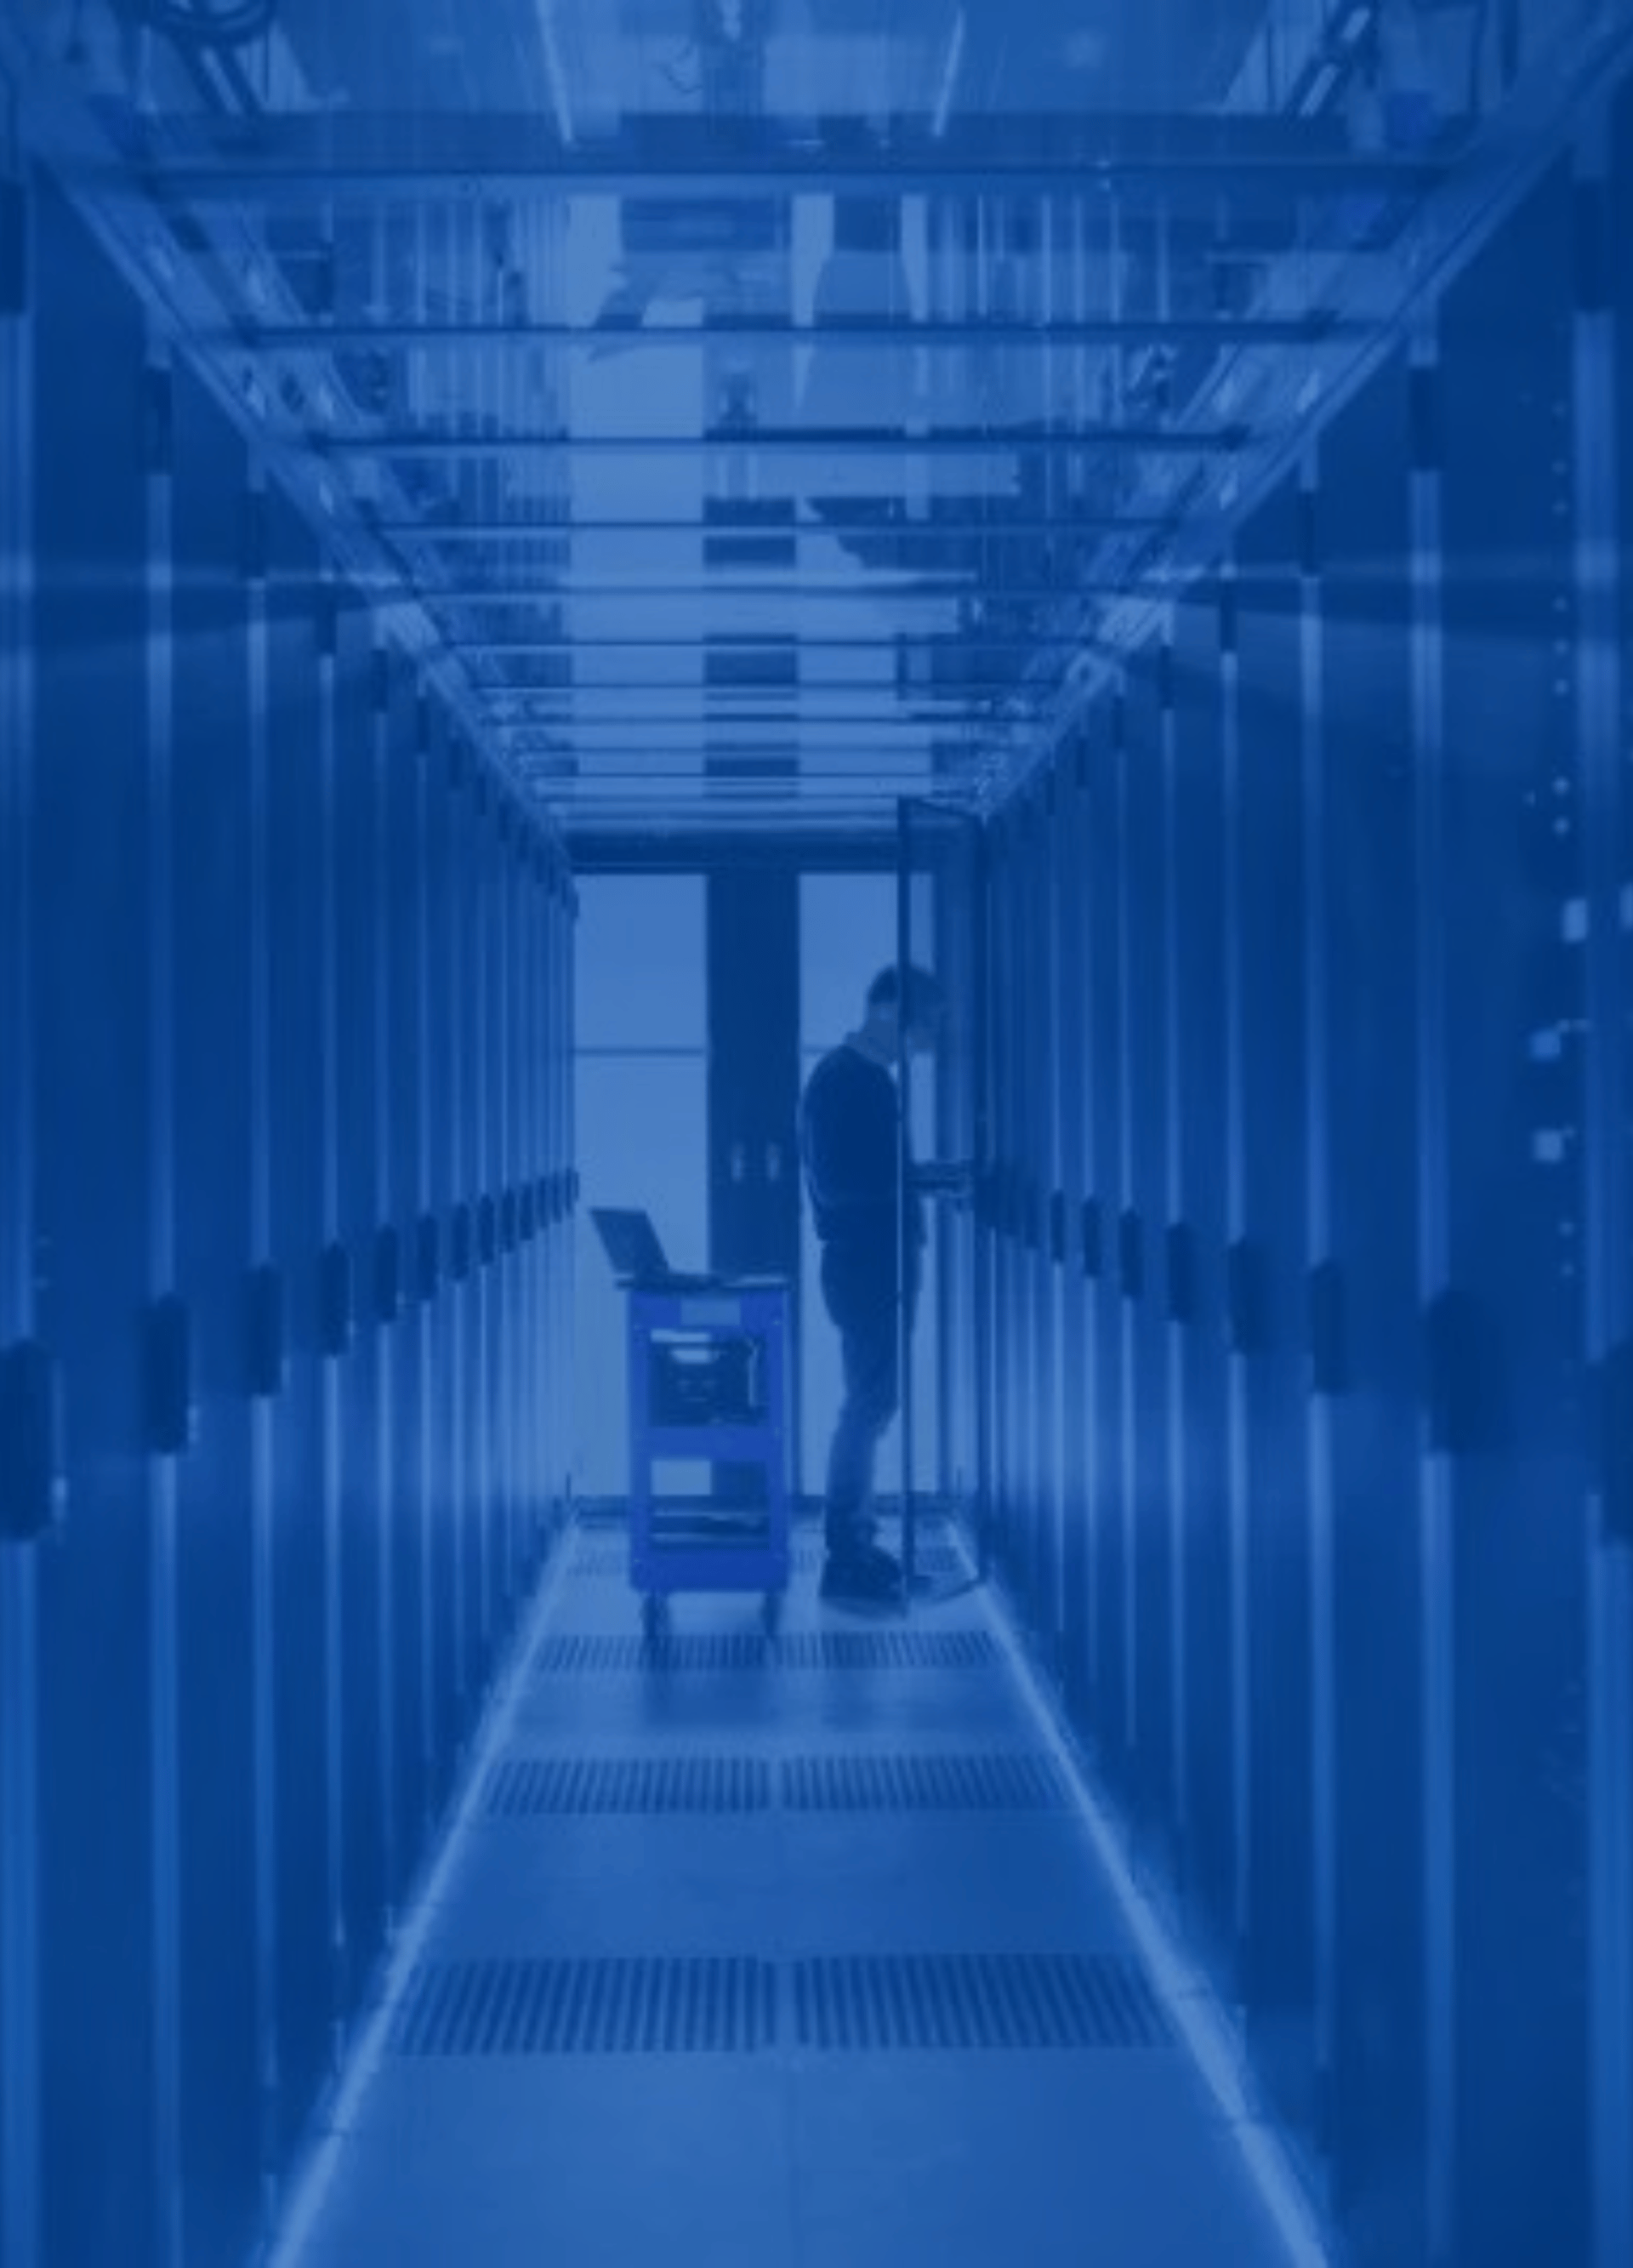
931, 8, 966, 140
1298, 61, 1340, 116
533, 0, 575, 145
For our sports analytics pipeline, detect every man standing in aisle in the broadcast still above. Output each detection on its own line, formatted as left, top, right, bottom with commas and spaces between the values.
799, 963, 943, 1607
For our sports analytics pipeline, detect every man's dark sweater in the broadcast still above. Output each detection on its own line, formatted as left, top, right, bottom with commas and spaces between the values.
799, 1041, 923, 1300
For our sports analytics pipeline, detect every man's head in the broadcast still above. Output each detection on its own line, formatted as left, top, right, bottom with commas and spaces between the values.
863, 962, 943, 1058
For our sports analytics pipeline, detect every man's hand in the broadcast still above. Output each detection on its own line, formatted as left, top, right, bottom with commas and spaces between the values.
911, 1159, 977, 1200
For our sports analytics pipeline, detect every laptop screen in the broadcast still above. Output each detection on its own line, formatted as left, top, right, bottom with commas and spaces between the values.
589, 1207, 673, 1282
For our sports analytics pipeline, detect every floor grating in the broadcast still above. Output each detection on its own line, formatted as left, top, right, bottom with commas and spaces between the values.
481, 1751, 1071, 1816
780, 1752, 1072, 1812
394, 1957, 777, 2055
391, 1953, 1169, 2056
789, 1954, 1171, 2052
484, 1756, 774, 1815
532, 1631, 1002, 1676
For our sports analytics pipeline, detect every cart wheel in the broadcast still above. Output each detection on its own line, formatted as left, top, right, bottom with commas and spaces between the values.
640, 1593, 670, 1644
760, 1591, 783, 1638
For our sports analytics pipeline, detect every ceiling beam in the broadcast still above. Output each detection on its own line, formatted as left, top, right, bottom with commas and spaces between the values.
396, 574, 1215, 601
129, 110, 1447, 202
451, 637, 1084, 652
322, 422, 1247, 456
232, 314, 1350, 350
367, 514, 1173, 536
474, 712, 1006, 727
469, 676, 1052, 690
480, 711, 984, 727
509, 766, 953, 780
402, 581, 1003, 600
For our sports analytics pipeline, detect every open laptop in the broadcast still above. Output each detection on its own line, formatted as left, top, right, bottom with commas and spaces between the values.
589, 1207, 720, 1291
589, 1207, 785, 1293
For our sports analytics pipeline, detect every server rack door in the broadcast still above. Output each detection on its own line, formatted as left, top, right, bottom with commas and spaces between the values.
514, 824, 546, 1563
31, 177, 161, 2268
1068, 708, 1109, 1724
452, 755, 492, 1705
0, 138, 39, 2268
399, 682, 438, 1854
1317, 353, 1430, 2267
469, 776, 503, 1647
1123, 640, 1177, 1846
378, 648, 424, 1916
1435, 165, 1590, 2268
1010, 786, 1055, 1634
168, 355, 260, 2268
986, 812, 1021, 1575
329, 601, 388, 2015
1036, 777, 1067, 1666
420, 717, 464, 1791
1055, 733, 1094, 1719
1087, 695, 1130, 1770
1233, 471, 1317, 2137
498, 802, 528, 1586
1588, 81, 1633, 2268
264, 515, 333, 2163
1171, 583, 1234, 1968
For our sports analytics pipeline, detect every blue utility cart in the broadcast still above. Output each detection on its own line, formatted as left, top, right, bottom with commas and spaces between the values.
623, 1279, 791, 1638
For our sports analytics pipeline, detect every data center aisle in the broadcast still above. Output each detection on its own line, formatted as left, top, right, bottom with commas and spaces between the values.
280, 1522, 1316, 2268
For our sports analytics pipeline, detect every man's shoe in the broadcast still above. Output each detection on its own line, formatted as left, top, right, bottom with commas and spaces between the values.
858, 1541, 903, 1587
819, 1551, 905, 1607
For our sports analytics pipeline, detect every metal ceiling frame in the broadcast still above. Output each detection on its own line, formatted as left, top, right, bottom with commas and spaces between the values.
23, 3, 1588, 836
